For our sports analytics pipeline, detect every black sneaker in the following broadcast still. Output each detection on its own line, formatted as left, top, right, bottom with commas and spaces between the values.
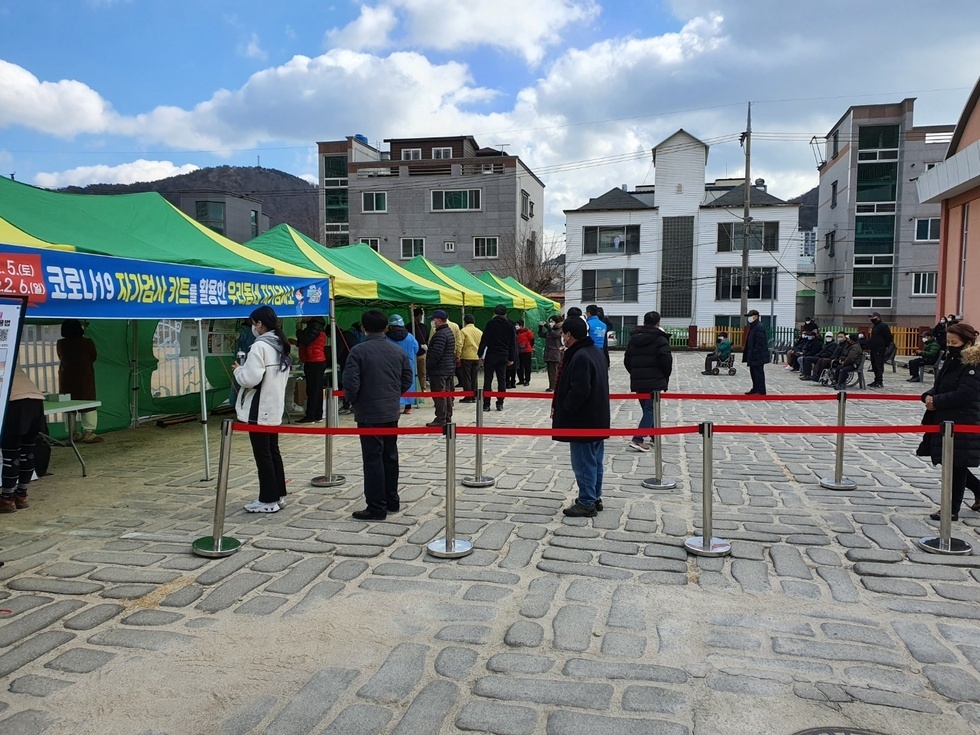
562, 502, 597, 518
352, 509, 387, 521
495, 403, 504, 411
595, 499, 604, 512
483, 403, 491, 411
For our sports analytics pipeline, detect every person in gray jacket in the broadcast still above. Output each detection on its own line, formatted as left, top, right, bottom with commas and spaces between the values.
343, 309, 414, 521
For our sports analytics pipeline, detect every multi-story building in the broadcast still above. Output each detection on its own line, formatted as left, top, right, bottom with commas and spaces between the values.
162, 190, 269, 243
815, 99, 953, 327
316, 135, 544, 273
564, 130, 801, 341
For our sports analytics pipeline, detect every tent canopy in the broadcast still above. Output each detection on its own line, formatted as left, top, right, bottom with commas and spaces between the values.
479, 271, 560, 312
403, 256, 532, 310
0, 176, 321, 277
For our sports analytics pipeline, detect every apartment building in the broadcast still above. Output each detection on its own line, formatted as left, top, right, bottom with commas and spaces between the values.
163, 190, 269, 243
815, 98, 953, 327
564, 130, 800, 341
316, 135, 544, 273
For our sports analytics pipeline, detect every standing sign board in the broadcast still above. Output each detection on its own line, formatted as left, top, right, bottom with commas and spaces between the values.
0, 294, 29, 439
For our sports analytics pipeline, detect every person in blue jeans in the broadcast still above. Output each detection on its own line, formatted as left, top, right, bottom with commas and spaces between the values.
623, 311, 672, 452
552, 317, 610, 517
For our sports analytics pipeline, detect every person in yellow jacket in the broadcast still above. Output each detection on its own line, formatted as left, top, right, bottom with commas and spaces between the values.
459, 314, 484, 402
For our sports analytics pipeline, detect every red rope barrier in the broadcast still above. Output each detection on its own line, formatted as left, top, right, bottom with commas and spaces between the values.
844, 393, 923, 402
330, 389, 473, 399
663, 392, 838, 401
714, 424, 939, 435
233, 423, 443, 436
456, 425, 702, 438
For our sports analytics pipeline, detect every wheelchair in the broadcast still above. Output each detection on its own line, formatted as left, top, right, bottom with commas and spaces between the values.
818, 353, 866, 390
710, 354, 737, 376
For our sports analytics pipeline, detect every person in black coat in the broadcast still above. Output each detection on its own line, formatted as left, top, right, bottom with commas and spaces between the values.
623, 311, 672, 452
426, 310, 456, 426
479, 305, 518, 411
552, 318, 610, 518
918, 323, 980, 520
868, 312, 893, 388
742, 310, 768, 395
932, 317, 948, 351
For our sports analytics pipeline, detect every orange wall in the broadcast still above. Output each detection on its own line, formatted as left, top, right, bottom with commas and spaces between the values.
940, 190, 980, 324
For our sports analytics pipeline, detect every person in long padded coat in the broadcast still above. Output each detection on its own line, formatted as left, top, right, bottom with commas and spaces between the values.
742, 309, 769, 395
917, 322, 980, 521
623, 311, 672, 453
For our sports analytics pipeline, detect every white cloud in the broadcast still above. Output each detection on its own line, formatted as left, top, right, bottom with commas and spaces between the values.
0, 60, 116, 137
327, 0, 600, 64
32, 159, 199, 188
239, 32, 268, 61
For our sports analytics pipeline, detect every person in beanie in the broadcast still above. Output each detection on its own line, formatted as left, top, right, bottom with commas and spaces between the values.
426, 309, 456, 427
742, 309, 768, 395
552, 316, 610, 518
344, 309, 414, 520
479, 304, 517, 411
868, 311, 893, 389
386, 314, 419, 414
234, 305, 292, 513
624, 311, 672, 452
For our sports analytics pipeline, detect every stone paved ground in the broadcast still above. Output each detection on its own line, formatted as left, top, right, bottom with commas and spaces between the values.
1, 354, 979, 734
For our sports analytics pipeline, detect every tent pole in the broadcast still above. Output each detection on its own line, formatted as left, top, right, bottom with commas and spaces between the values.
130, 320, 139, 429
312, 277, 345, 487
197, 319, 212, 481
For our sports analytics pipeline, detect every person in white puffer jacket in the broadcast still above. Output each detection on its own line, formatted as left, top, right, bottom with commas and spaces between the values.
233, 305, 292, 513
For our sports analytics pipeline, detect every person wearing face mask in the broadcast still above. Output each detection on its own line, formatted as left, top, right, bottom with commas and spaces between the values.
703, 332, 732, 375
917, 323, 980, 521
932, 317, 948, 351
540, 315, 564, 391
742, 310, 768, 395
806, 332, 847, 382
800, 332, 837, 381
233, 305, 293, 513
908, 331, 941, 383
867, 312, 893, 389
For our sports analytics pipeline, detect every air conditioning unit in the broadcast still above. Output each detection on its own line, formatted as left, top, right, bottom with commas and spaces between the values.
444, 241, 456, 253
481, 164, 494, 174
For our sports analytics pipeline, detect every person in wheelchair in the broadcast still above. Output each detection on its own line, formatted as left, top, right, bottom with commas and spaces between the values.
808, 332, 848, 383
831, 334, 864, 390
703, 332, 733, 375
800, 331, 838, 381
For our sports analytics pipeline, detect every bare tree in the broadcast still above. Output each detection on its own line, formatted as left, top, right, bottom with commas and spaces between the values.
492, 221, 565, 297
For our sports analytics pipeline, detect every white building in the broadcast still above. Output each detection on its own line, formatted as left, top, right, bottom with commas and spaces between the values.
564, 130, 801, 342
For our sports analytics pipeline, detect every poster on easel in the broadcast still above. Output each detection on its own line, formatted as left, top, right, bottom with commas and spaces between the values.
0, 294, 29, 438
177, 319, 240, 357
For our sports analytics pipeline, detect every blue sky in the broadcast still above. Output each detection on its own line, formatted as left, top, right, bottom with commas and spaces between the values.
2, 0, 980, 241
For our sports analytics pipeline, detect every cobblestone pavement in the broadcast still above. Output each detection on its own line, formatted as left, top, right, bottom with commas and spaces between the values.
1, 354, 979, 734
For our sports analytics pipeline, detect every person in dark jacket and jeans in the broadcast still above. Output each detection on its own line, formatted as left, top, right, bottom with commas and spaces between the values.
479, 304, 517, 411
742, 309, 768, 395
624, 311, 672, 452
917, 323, 980, 520
553, 318, 610, 517
294, 315, 327, 422
343, 309, 414, 521
868, 311, 893, 388
426, 309, 457, 426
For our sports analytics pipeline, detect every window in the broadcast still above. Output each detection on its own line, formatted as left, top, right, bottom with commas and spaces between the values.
481, 163, 495, 174
250, 209, 259, 238
912, 272, 938, 296
584, 225, 640, 254
358, 237, 380, 252
661, 215, 694, 319
362, 191, 387, 213
854, 216, 894, 255
825, 231, 835, 257
831, 130, 839, 158
529, 201, 535, 218
473, 237, 498, 259
831, 180, 838, 208
401, 148, 421, 160
443, 241, 456, 253
195, 201, 225, 235
400, 238, 424, 259
715, 267, 777, 301
324, 188, 348, 224
432, 189, 481, 211
432, 147, 452, 159
915, 217, 940, 241
717, 222, 779, 252
582, 269, 639, 302
521, 190, 530, 219
824, 278, 834, 304
852, 267, 893, 309
323, 155, 348, 187
926, 162, 938, 170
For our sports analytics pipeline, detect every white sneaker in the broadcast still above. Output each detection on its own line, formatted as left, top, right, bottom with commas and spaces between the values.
628, 441, 651, 452
278, 496, 287, 508
244, 499, 280, 513
783, 365, 794, 370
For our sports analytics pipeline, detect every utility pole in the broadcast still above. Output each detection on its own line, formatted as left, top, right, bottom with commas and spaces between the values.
739, 102, 752, 327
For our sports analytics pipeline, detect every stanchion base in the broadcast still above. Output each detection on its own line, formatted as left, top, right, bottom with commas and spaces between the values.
427, 537, 474, 559
461, 476, 496, 488
192, 536, 243, 558
684, 536, 732, 557
641, 477, 677, 490
310, 474, 347, 488
916, 535, 974, 555
819, 476, 857, 491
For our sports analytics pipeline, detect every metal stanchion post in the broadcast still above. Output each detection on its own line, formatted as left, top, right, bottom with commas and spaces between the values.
428, 423, 474, 559
642, 391, 676, 490
311, 389, 346, 487
193, 419, 243, 558
820, 390, 857, 490
918, 421, 973, 555
685, 422, 731, 557
462, 389, 495, 488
